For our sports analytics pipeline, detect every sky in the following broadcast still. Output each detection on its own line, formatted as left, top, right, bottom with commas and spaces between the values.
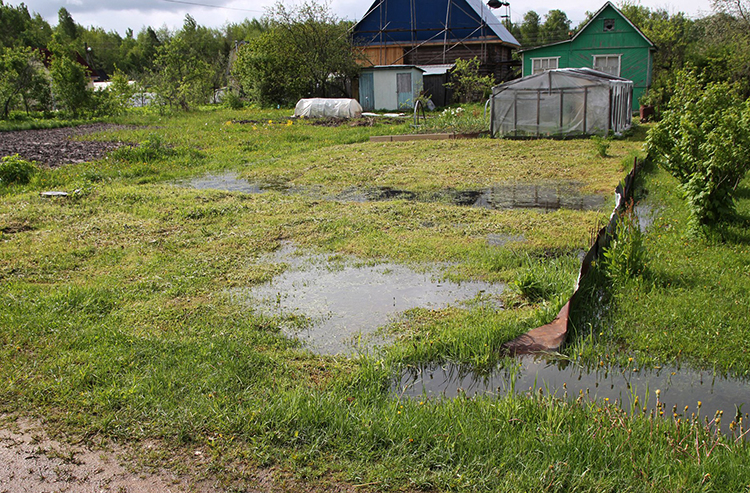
16, 0, 711, 37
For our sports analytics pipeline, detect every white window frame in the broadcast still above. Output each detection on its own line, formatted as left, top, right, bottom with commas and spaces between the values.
592, 54, 621, 77
531, 57, 559, 75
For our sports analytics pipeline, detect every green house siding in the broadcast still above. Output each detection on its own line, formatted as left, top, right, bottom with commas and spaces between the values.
521, 3, 654, 111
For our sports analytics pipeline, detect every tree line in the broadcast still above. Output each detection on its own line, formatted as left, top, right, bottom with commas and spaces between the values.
2, 0, 750, 117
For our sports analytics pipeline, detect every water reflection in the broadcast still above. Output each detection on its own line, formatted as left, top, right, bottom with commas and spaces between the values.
397, 357, 750, 433
178, 172, 606, 212
230, 244, 504, 355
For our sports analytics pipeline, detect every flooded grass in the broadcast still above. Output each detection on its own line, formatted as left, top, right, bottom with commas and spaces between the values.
181, 170, 607, 212
7, 110, 750, 490
397, 357, 750, 435
229, 243, 504, 355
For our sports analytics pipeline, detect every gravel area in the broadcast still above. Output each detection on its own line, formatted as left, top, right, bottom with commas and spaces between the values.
0, 124, 133, 168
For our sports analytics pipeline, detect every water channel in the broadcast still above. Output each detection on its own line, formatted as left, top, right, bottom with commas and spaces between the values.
397, 358, 750, 434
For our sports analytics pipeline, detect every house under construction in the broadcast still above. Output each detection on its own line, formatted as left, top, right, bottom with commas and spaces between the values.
351, 0, 520, 82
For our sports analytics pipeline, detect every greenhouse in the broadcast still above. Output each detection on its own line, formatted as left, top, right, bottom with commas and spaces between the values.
490, 68, 632, 138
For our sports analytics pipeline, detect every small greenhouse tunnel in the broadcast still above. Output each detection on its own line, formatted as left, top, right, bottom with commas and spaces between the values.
490, 68, 632, 138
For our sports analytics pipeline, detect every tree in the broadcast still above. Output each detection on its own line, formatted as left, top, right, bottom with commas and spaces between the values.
619, 3, 699, 110
57, 7, 78, 42
232, 0, 360, 105
518, 11, 541, 47
49, 48, 89, 116
540, 10, 571, 44
232, 28, 306, 105
445, 57, 494, 102
150, 33, 212, 110
646, 70, 750, 230
0, 1, 52, 49
0, 46, 49, 118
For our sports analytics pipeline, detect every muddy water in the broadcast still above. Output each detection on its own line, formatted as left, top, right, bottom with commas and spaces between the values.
179, 172, 606, 212
230, 244, 504, 355
397, 357, 750, 432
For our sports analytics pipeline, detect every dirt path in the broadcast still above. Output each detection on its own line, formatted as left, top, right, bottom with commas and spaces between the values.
0, 124, 132, 168
0, 416, 214, 493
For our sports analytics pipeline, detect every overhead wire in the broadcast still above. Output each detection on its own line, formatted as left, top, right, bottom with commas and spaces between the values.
159, 0, 264, 13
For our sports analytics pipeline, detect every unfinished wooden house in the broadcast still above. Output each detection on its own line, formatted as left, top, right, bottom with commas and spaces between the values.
352, 0, 520, 83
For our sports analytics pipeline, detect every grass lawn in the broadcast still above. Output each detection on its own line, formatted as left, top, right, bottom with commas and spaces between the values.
1, 107, 749, 491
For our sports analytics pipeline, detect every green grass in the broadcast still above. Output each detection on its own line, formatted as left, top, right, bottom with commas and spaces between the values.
569, 162, 750, 376
2, 108, 750, 491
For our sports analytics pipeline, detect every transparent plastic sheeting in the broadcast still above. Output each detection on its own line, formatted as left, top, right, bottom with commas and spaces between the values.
294, 98, 363, 119
491, 68, 632, 138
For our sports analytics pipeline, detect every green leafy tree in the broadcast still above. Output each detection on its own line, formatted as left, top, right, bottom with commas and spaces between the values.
0, 46, 49, 118
619, 3, 699, 110
56, 7, 78, 43
0, 1, 52, 49
49, 49, 90, 117
232, 28, 306, 105
646, 70, 750, 229
540, 10, 571, 44
150, 34, 212, 110
445, 57, 495, 102
518, 11, 541, 47
233, 1, 359, 105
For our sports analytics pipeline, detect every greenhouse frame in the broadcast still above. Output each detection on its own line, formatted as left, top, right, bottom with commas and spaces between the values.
490, 68, 632, 138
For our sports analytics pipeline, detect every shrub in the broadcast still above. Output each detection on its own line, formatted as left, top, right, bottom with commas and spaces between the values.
0, 154, 38, 185
646, 70, 750, 229
223, 91, 244, 110
591, 135, 611, 157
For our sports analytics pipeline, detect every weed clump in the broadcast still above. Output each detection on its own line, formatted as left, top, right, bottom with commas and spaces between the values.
0, 154, 39, 185
602, 202, 647, 284
110, 134, 176, 163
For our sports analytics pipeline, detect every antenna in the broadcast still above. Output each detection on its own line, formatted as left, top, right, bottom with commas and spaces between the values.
486, 0, 511, 26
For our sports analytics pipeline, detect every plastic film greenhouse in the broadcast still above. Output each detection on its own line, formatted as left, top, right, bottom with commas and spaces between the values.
490, 68, 632, 138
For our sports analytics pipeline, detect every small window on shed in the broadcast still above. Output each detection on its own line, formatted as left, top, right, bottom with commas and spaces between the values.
603, 19, 615, 31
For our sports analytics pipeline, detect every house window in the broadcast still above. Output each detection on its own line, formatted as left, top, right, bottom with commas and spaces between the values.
593, 54, 621, 76
603, 19, 615, 31
531, 57, 559, 75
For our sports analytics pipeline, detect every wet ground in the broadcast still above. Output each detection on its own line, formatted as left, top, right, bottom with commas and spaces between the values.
397, 357, 750, 434
178, 171, 607, 212
230, 243, 504, 355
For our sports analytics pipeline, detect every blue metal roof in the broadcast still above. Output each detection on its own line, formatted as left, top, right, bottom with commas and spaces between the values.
353, 0, 519, 47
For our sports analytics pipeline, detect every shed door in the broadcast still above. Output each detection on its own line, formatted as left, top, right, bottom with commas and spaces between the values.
397, 72, 412, 109
359, 73, 374, 111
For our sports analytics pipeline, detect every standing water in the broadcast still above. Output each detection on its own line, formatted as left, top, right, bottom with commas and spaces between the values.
230, 244, 504, 355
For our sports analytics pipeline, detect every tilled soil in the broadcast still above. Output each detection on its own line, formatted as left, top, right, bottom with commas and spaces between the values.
0, 124, 133, 168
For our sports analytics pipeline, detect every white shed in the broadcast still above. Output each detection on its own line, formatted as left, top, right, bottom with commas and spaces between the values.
359, 65, 425, 111
490, 68, 632, 138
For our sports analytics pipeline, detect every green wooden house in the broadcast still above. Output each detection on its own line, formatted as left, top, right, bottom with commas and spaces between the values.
519, 2, 655, 111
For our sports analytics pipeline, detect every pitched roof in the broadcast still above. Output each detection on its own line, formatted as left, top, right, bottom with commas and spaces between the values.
519, 1, 654, 53
352, 0, 519, 47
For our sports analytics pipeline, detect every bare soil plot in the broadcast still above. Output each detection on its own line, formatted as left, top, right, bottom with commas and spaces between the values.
0, 124, 131, 168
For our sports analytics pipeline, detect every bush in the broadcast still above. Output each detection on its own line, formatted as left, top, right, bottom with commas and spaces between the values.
0, 154, 38, 185
591, 135, 611, 157
222, 91, 244, 110
646, 70, 750, 229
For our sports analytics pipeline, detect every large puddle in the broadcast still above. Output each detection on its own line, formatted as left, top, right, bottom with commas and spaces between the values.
230, 244, 505, 355
397, 358, 750, 433
178, 172, 606, 212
